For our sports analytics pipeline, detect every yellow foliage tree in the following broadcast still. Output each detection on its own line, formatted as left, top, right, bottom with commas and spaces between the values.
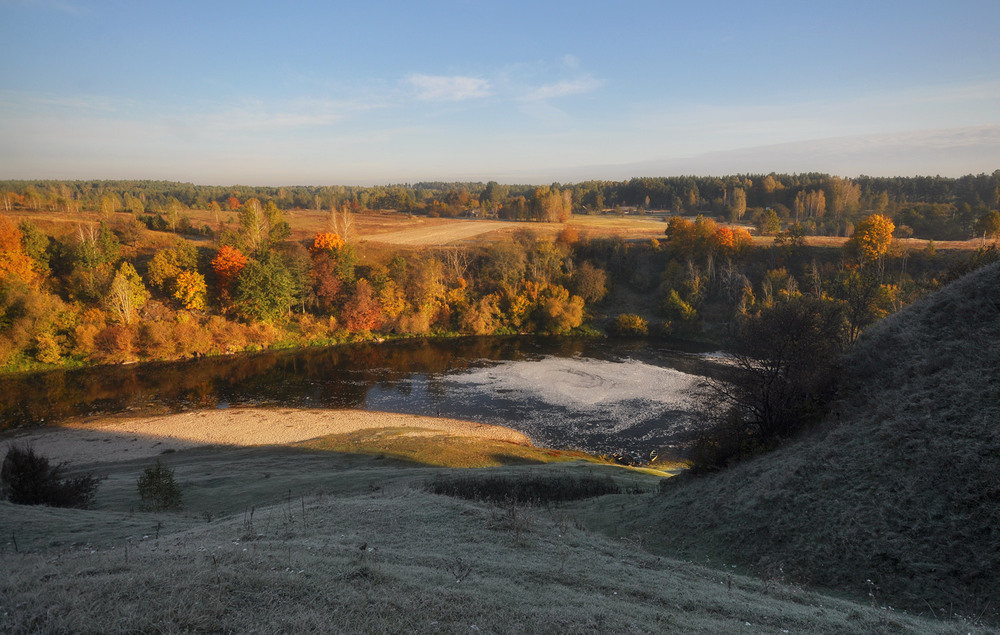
173, 270, 208, 311
105, 262, 148, 325
849, 213, 894, 277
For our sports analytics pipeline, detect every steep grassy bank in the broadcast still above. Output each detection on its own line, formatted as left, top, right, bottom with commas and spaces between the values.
614, 261, 1000, 623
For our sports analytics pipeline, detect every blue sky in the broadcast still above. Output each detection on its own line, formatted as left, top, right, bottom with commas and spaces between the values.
1, 0, 998, 184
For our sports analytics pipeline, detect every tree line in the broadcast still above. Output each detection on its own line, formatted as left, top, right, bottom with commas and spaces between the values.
3, 171, 1000, 239
1, 185, 997, 378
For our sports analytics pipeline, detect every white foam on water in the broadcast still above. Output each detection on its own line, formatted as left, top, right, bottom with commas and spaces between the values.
449, 356, 700, 412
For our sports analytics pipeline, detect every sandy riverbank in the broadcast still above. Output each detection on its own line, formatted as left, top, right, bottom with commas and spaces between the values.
0, 408, 532, 467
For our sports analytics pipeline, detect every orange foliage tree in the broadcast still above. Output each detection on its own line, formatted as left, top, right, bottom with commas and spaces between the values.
340, 279, 383, 333
310, 232, 345, 254
0, 215, 37, 284
713, 226, 754, 258
211, 245, 249, 300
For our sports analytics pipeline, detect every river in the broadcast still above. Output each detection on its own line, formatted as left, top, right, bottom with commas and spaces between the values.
0, 337, 726, 457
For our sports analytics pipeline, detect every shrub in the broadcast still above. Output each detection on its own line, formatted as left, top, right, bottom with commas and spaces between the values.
427, 474, 619, 504
1, 444, 100, 508
137, 460, 183, 511
609, 313, 648, 337
689, 296, 847, 472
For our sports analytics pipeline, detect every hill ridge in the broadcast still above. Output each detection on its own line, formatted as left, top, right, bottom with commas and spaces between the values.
631, 261, 1000, 622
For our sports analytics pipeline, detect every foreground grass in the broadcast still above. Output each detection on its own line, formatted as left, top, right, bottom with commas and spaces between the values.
0, 451, 984, 633
0, 443, 988, 634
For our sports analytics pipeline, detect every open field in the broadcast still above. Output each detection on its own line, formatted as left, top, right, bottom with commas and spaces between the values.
8, 207, 988, 251
0, 409, 983, 633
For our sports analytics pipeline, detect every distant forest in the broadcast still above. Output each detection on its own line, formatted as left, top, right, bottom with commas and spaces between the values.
3, 171, 1000, 240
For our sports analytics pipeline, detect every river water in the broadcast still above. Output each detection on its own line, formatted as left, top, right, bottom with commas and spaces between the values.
0, 337, 725, 457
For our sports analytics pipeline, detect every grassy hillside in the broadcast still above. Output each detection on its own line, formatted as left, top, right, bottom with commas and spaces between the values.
0, 446, 983, 633
3, 263, 999, 631
614, 261, 1000, 624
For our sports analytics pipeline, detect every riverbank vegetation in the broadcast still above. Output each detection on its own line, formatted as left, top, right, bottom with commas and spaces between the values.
1, 174, 997, 375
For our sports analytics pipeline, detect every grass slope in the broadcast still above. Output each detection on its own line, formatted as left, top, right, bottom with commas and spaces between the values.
0, 449, 980, 634
618, 261, 1000, 624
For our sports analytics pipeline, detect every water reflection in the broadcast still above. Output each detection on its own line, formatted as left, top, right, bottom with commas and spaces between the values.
0, 336, 722, 455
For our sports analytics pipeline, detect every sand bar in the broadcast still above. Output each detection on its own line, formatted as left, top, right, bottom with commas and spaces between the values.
0, 408, 531, 466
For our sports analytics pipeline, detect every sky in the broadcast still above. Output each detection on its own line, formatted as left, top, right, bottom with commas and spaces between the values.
1, 0, 998, 185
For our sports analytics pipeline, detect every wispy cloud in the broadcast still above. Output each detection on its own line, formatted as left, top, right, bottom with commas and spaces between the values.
520, 76, 601, 101
211, 99, 345, 131
405, 74, 491, 101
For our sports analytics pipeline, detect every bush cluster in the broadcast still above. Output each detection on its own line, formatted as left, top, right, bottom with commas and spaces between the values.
1, 444, 100, 508
136, 460, 183, 511
427, 473, 619, 504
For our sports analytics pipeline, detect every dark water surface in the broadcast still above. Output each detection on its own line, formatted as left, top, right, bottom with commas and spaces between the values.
0, 337, 723, 455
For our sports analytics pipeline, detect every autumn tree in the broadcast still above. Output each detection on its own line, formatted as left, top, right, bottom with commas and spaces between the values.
526, 240, 566, 285
238, 198, 268, 254
211, 245, 249, 303
537, 284, 584, 333
340, 279, 383, 333
406, 256, 446, 310
327, 205, 355, 242
310, 232, 345, 254
146, 242, 198, 295
478, 242, 527, 290
479, 181, 508, 216
663, 216, 719, 260
65, 223, 121, 303
729, 187, 747, 222
124, 193, 145, 215
208, 200, 222, 226
105, 262, 148, 325
755, 209, 781, 236
459, 295, 501, 334
308, 253, 345, 313
307, 232, 355, 313
0, 216, 37, 284
570, 261, 608, 304
848, 213, 894, 278
0, 191, 20, 212
173, 270, 207, 311
794, 189, 826, 220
